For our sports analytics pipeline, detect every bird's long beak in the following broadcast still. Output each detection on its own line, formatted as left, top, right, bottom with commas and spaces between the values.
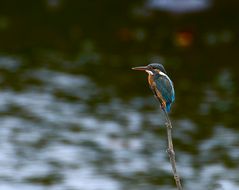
132, 66, 148, 71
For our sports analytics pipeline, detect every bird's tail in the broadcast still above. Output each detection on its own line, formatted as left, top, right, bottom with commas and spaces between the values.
166, 103, 171, 113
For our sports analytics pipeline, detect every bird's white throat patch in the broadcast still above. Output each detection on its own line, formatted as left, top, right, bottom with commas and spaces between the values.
146, 70, 153, 75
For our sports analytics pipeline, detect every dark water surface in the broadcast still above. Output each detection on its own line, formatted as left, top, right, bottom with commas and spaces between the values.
0, 1, 239, 190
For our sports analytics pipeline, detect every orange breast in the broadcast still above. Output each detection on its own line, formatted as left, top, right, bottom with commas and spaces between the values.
147, 74, 154, 87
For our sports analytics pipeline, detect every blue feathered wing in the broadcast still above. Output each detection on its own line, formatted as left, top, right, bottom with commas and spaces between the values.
154, 74, 175, 112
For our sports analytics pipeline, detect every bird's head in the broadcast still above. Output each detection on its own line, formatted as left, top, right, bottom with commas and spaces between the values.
132, 63, 166, 75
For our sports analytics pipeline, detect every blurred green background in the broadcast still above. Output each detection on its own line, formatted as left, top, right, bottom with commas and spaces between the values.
0, 0, 238, 190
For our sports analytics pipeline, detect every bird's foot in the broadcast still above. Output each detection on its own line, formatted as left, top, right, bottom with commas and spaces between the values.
167, 148, 175, 157
165, 122, 172, 129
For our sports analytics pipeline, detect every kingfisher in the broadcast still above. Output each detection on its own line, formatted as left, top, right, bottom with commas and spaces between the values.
132, 63, 175, 113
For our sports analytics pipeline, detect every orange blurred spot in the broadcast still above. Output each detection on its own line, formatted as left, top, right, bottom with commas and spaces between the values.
175, 31, 193, 47
117, 28, 132, 42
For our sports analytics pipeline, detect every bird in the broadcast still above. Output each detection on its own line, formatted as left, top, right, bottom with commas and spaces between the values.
132, 63, 175, 113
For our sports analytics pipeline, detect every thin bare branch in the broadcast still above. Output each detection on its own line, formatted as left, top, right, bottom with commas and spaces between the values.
163, 109, 183, 190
